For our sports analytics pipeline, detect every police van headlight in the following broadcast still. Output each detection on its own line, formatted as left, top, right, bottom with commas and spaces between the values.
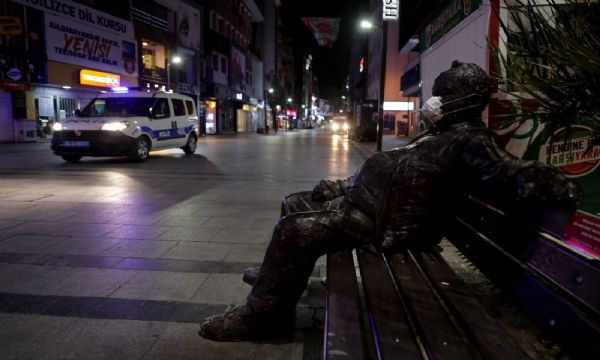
343, 123, 349, 130
332, 123, 339, 131
101, 122, 129, 131
52, 123, 63, 131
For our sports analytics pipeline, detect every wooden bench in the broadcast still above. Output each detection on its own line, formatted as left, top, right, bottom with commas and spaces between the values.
324, 197, 599, 359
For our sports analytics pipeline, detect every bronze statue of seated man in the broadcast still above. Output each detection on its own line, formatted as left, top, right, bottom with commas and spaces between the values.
198, 61, 581, 342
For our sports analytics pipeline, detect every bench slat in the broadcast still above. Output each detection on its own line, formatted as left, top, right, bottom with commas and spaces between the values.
414, 249, 530, 360
325, 251, 368, 359
448, 216, 600, 360
357, 250, 424, 360
386, 251, 478, 360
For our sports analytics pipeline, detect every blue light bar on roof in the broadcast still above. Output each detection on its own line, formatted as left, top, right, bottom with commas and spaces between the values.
112, 86, 129, 93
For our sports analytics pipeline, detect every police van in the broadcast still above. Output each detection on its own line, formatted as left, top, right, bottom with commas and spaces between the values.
51, 89, 199, 162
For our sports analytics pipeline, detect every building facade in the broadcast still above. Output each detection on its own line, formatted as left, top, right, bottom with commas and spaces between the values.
1, 0, 278, 141
202, 0, 263, 135
351, 0, 418, 137
1, 0, 137, 142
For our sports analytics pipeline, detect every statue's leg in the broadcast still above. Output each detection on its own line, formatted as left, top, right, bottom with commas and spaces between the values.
243, 191, 342, 285
280, 191, 340, 216
199, 207, 372, 341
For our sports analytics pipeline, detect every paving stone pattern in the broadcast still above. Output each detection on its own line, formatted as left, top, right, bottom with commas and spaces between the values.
0, 132, 565, 359
0, 130, 396, 360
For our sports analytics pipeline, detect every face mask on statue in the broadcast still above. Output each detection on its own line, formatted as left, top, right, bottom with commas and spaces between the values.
420, 93, 483, 123
422, 96, 443, 122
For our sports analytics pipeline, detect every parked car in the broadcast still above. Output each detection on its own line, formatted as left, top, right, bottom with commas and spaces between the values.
51, 90, 199, 162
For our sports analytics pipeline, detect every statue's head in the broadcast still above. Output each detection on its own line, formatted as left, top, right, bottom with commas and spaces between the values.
432, 61, 490, 120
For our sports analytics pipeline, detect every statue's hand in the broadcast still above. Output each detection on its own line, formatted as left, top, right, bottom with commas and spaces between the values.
553, 181, 582, 210
515, 168, 582, 211
312, 179, 336, 201
378, 227, 443, 253
380, 229, 402, 251
312, 180, 331, 201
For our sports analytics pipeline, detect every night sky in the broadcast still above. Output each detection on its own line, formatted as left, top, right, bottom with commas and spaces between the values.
279, 0, 368, 101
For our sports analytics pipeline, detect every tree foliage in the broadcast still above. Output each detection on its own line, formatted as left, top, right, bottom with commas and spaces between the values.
491, 0, 600, 146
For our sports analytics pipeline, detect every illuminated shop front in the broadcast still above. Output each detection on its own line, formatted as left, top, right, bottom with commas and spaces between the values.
1, 0, 138, 141
205, 99, 217, 135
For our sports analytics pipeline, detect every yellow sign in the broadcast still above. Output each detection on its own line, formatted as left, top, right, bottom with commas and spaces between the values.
242, 104, 250, 111
79, 69, 120, 88
0, 17, 22, 37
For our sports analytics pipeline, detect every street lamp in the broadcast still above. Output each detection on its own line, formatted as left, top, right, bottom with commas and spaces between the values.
166, 55, 182, 92
285, 98, 294, 130
360, 19, 387, 152
360, 20, 374, 29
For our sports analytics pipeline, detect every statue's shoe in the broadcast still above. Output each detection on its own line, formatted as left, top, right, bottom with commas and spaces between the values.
242, 266, 260, 286
199, 305, 295, 342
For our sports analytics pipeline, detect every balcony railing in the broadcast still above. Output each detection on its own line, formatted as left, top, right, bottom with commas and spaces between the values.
132, 7, 168, 31
141, 67, 167, 81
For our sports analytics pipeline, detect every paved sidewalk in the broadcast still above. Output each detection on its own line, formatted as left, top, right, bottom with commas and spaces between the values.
0, 130, 563, 359
0, 130, 396, 360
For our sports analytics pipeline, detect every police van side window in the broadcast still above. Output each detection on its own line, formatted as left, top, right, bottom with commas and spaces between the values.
172, 99, 186, 116
152, 98, 170, 119
185, 100, 194, 115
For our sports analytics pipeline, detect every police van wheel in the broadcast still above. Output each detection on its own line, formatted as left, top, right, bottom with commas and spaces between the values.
130, 137, 150, 162
61, 155, 81, 163
182, 134, 197, 154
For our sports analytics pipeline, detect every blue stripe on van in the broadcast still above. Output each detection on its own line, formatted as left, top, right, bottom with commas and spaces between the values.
140, 125, 195, 141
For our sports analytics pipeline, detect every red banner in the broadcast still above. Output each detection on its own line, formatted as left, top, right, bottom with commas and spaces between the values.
563, 210, 600, 258
301, 18, 340, 48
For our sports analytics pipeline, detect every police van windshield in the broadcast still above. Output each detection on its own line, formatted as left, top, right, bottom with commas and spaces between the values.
79, 97, 156, 117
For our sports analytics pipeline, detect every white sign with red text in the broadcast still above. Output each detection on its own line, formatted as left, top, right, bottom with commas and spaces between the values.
45, 14, 137, 76
12, 0, 134, 38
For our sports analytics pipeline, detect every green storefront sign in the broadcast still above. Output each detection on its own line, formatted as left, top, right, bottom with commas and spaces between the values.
503, 121, 600, 213
420, 0, 483, 51
501, 119, 600, 257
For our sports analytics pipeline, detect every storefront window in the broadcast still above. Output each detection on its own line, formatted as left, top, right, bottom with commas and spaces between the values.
59, 98, 79, 119
142, 48, 154, 69
210, 12, 216, 30
221, 58, 228, 74
213, 54, 219, 71
218, 17, 224, 34
141, 40, 166, 72
199, 59, 206, 79
206, 100, 217, 134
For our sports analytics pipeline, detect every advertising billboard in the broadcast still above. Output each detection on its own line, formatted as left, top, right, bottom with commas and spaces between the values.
45, 15, 137, 76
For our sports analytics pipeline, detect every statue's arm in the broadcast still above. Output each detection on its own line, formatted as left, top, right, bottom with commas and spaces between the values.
311, 176, 353, 201
460, 132, 581, 211
376, 162, 435, 251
